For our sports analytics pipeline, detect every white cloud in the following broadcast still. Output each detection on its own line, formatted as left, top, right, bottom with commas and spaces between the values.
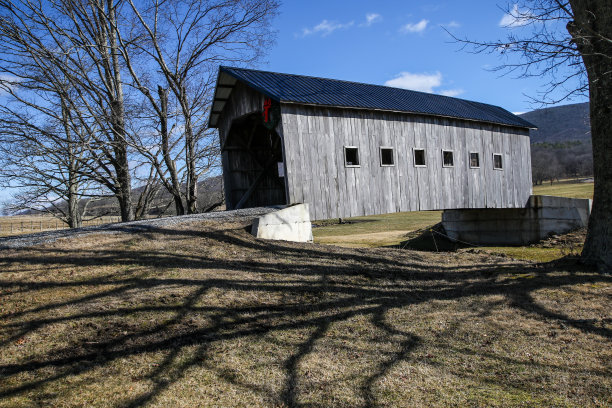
499, 4, 533, 28
446, 21, 461, 28
363, 13, 382, 26
440, 89, 464, 97
0, 74, 20, 94
301, 19, 354, 37
385, 72, 442, 93
512, 111, 526, 115
385, 72, 465, 97
400, 19, 429, 33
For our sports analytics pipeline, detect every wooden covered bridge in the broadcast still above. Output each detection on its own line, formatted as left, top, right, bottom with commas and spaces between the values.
208, 66, 535, 221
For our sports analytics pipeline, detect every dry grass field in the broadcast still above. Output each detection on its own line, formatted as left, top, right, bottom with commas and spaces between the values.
532, 179, 594, 199
0, 220, 610, 407
0, 215, 121, 237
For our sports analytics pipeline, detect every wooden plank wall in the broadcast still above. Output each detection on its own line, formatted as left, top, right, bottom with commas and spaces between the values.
281, 104, 532, 221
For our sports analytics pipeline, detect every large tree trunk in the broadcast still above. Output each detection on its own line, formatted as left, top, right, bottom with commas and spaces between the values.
178, 85, 198, 214
106, 0, 133, 222
67, 182, 82, 228
61, 101, 82, 228
184, 115, 198, 215
568, 0, 612, 270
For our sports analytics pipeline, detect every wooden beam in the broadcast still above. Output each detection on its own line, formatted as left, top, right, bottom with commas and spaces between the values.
234, 158, 276, 209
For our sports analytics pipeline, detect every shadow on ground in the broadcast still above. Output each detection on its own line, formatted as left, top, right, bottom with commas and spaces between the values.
0, 222, 610, 407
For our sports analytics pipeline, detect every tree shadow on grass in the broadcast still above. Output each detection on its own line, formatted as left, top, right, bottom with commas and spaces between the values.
0, 223, 610, 407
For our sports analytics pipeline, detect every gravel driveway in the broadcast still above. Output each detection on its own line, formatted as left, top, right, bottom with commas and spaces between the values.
0, 207, 277, 249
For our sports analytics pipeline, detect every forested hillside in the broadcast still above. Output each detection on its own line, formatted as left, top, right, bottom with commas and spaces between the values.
519, 102, 590, 143
519, 103, 592, 184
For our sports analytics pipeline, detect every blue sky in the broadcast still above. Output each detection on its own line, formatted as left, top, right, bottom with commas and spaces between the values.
0, 1, 586, 203
261, 0, 586, 114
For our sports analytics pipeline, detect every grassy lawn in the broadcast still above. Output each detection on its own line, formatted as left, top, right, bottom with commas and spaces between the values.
313, 211, 442, 247
0, 222, 610, 407
533, 179, 594, 199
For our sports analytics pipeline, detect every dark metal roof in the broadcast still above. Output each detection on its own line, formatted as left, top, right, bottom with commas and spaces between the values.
209, 66, 536, 129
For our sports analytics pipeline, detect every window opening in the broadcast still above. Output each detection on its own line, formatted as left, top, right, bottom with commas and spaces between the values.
380, 147, 395, 166
442, 150, 454, 167
344, 146, 360, 167
413, 148, 426, 167
493, 153, 503, 170
470, 152, 480, 168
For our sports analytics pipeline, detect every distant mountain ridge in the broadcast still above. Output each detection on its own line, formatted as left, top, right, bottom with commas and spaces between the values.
519, 102, 590, 143
18, 175, 224, 217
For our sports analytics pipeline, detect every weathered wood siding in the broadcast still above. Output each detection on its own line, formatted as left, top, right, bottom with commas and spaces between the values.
218, 81, 264, 144
280, 104, 532, 221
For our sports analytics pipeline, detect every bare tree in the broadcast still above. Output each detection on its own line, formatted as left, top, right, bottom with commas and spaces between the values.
0, 0, 278, 222
0, 99, 102, 227
118, 0, 278, 213
451, 1, 611, 269
0, 34, 107, 227
0, 0, 136, 221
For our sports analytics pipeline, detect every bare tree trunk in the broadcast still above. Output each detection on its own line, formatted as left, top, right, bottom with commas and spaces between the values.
115, 143, 134, 222
105, 0, 133, 222
568, 0, 612, 270
61, 101, 82, 228
158, 86, 185, 216
67, 182, 82, 228
179, 86, 198, 214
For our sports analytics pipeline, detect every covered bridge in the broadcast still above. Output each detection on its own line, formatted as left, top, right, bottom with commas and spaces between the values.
208, 66, 535, 221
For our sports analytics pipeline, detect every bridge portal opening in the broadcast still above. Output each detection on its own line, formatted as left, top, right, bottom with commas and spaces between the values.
222, 113, 287, 209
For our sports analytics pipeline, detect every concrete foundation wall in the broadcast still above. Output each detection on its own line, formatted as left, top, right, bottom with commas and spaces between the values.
251, 204, 313, 242
442, 195, 592, 245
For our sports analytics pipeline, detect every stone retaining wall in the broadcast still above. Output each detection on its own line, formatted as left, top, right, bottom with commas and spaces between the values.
442, 195, 592, 245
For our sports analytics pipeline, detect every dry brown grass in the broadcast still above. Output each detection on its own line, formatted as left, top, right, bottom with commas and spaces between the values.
0, 221, 610, 407
0, 215, 122, 237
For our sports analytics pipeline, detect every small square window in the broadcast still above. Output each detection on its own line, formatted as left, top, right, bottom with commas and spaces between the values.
344, 146, 360, 167
380, 147, 394, 166
413, 148, 426, 167
442, 150, 454, 167
470, 152, 480, 168
493, 153, 503, 170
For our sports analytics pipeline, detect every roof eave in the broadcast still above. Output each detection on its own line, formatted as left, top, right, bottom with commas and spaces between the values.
278, 100, 535, 130
208, 66, 281, 129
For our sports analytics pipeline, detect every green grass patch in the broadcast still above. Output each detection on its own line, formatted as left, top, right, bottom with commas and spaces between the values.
477, 246, 569, 263
533, 179, 593, 199
313, 211, 442, 238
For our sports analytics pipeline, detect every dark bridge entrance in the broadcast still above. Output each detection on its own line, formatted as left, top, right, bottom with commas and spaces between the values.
221, 112, 287, 209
